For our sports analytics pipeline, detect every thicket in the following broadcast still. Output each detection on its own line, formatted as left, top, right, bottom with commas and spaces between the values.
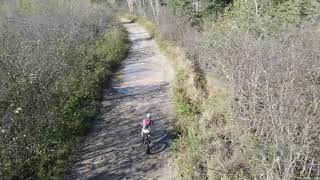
0, 0, 128, 179
120, 0, 320, 179
198, 1, 320, 179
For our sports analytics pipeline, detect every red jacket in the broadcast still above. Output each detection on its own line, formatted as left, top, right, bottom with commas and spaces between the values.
142, 118, 153, 127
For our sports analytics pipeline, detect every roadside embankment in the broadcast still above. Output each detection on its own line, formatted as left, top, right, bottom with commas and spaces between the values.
119, 13, 239, 179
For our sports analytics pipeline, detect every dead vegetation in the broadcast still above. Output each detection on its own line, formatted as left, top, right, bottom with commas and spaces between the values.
0, 0, 128, 179
120, 6, 320, 178
200, 22, 320, 179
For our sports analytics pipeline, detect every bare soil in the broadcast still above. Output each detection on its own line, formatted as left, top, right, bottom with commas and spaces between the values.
68, 19, 175, 180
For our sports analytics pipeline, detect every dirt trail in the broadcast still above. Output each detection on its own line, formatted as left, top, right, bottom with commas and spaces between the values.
68, 19, 175, 180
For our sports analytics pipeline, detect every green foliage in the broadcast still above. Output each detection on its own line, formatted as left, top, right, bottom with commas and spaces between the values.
34, 25, 128, 179
172, 70, 197, 132
172, 77, 239, 179
120, 12, 158, 38
172, 68, 204, 179
169, 0, 193, 14
219, 0, 320, 34
137, 18, 158, 38
19, 0, 45, 14
205, 0, 232, 16
168, 0, 233, 24
166, 0, 320, 34
169, 0, 202, 24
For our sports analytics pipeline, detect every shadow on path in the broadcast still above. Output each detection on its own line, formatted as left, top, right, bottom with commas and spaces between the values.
68, 20, 175, 180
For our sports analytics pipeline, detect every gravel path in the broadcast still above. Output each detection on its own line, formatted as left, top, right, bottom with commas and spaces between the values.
68, 19, 175, 180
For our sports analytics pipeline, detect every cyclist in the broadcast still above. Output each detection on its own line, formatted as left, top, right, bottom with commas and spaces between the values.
141, 113, 153, 139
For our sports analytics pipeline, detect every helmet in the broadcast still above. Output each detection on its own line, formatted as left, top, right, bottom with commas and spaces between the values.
146, 113, 152, 119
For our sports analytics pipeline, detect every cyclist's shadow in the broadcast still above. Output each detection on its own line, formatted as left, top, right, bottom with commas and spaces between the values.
148, 130, 172, 155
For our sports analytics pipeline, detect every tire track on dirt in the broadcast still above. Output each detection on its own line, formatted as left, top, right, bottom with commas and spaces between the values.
68, 19, 175, 180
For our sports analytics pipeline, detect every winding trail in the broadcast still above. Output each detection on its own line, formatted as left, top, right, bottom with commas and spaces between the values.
68, 19, 175, 180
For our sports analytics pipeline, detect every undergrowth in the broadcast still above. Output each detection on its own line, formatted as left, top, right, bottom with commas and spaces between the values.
43, 25, 128, 179
119, 0, 320, 178
119, 12, 157, 38
0, 23, 128, 179
41, 24, 129, 179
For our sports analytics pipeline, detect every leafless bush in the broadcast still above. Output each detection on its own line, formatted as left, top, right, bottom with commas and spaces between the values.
122, 1, 320, 178
157, 7, 202, 57
0, 0, 117, 178
126, 3, 201, 51
200, 20, 320, 179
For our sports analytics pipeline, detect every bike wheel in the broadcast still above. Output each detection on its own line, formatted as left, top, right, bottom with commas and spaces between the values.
145, 137, 150, 154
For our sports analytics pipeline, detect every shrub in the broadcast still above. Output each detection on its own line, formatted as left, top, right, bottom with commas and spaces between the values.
119, 0, 320, 178
200, 10, 320, 180
0, 0, 128, 179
